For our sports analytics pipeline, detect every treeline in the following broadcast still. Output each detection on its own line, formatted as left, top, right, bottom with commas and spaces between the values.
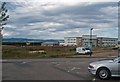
2, 42, 42, 46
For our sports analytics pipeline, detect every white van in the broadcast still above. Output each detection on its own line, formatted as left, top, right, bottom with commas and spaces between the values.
76, 47, 92, 55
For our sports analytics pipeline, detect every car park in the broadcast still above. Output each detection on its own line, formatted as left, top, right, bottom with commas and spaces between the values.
88, 57, 120, 80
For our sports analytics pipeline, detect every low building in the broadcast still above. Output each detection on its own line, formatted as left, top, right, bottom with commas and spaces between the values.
41, 42, 59, 46
59, 41, 65, 46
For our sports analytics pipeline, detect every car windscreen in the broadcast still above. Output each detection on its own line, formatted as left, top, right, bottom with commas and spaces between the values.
114, 57, 120, 61
85, 48, 90, 50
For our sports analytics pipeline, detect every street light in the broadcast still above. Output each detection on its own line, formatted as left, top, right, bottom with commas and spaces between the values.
90, 28, 93, 51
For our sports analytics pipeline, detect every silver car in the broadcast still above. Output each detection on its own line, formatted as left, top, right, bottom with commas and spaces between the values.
88, 57, 120, 80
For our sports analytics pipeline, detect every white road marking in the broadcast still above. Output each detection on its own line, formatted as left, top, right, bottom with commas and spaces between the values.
21, 62, 27, 64
92, 78, 96, 81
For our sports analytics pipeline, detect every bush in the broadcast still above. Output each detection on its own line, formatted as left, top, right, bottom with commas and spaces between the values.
69, 48, 76, 51
2, 45, 76, 58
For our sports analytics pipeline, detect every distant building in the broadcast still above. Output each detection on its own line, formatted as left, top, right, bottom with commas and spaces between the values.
82, 35, 97, 47
59, 41, 65, 46
64, 37, 77, 46
64, 37, 83, 46
76, 37, 82, 46
41, 42, 59, 46
97, 37, 118, 47
64, 35, 118, 47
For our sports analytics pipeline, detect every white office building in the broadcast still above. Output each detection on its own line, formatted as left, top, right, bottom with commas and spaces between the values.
97, 37, 118, 47
64, 35, 118, 47
82, 35, 97, 47
64, 37, 77, 46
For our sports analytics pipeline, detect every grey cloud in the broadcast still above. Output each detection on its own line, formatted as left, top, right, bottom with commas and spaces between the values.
4, 2, 118, 38
43, 2, 117, 16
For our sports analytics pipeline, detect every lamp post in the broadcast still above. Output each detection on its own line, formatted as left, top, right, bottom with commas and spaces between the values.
90, 28, 93, 51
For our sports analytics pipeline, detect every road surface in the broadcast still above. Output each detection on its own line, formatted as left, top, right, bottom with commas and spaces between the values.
2, 58, 120, 81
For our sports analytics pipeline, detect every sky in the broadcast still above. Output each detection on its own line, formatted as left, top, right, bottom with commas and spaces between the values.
0, 0, 119, 39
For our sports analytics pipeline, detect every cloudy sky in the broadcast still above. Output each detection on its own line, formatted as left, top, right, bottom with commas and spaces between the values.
1, 1, 119, 39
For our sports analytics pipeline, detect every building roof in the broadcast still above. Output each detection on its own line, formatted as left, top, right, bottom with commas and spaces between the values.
42, 42, 59, 45
97, 37, 118, 39
64, 37, 82, 39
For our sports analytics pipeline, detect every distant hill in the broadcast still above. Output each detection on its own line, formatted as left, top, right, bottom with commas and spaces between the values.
3, 38, 64, 43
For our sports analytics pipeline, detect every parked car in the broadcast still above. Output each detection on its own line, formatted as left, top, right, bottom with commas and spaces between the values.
88, 57, 120, 80
76, 47, 92, 55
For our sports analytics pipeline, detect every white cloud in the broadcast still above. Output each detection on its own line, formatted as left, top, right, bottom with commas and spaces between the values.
99, 6, 118, 16
5, 24, 17, 28
3, 31, 13, 37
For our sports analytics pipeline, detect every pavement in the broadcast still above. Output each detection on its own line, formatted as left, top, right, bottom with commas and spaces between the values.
67, 54, 118, 58
2, 58, 120, 81
67, 51, 118, 58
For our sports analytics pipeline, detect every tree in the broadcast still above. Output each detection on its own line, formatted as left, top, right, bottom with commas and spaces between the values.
0, 2, 9, 32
